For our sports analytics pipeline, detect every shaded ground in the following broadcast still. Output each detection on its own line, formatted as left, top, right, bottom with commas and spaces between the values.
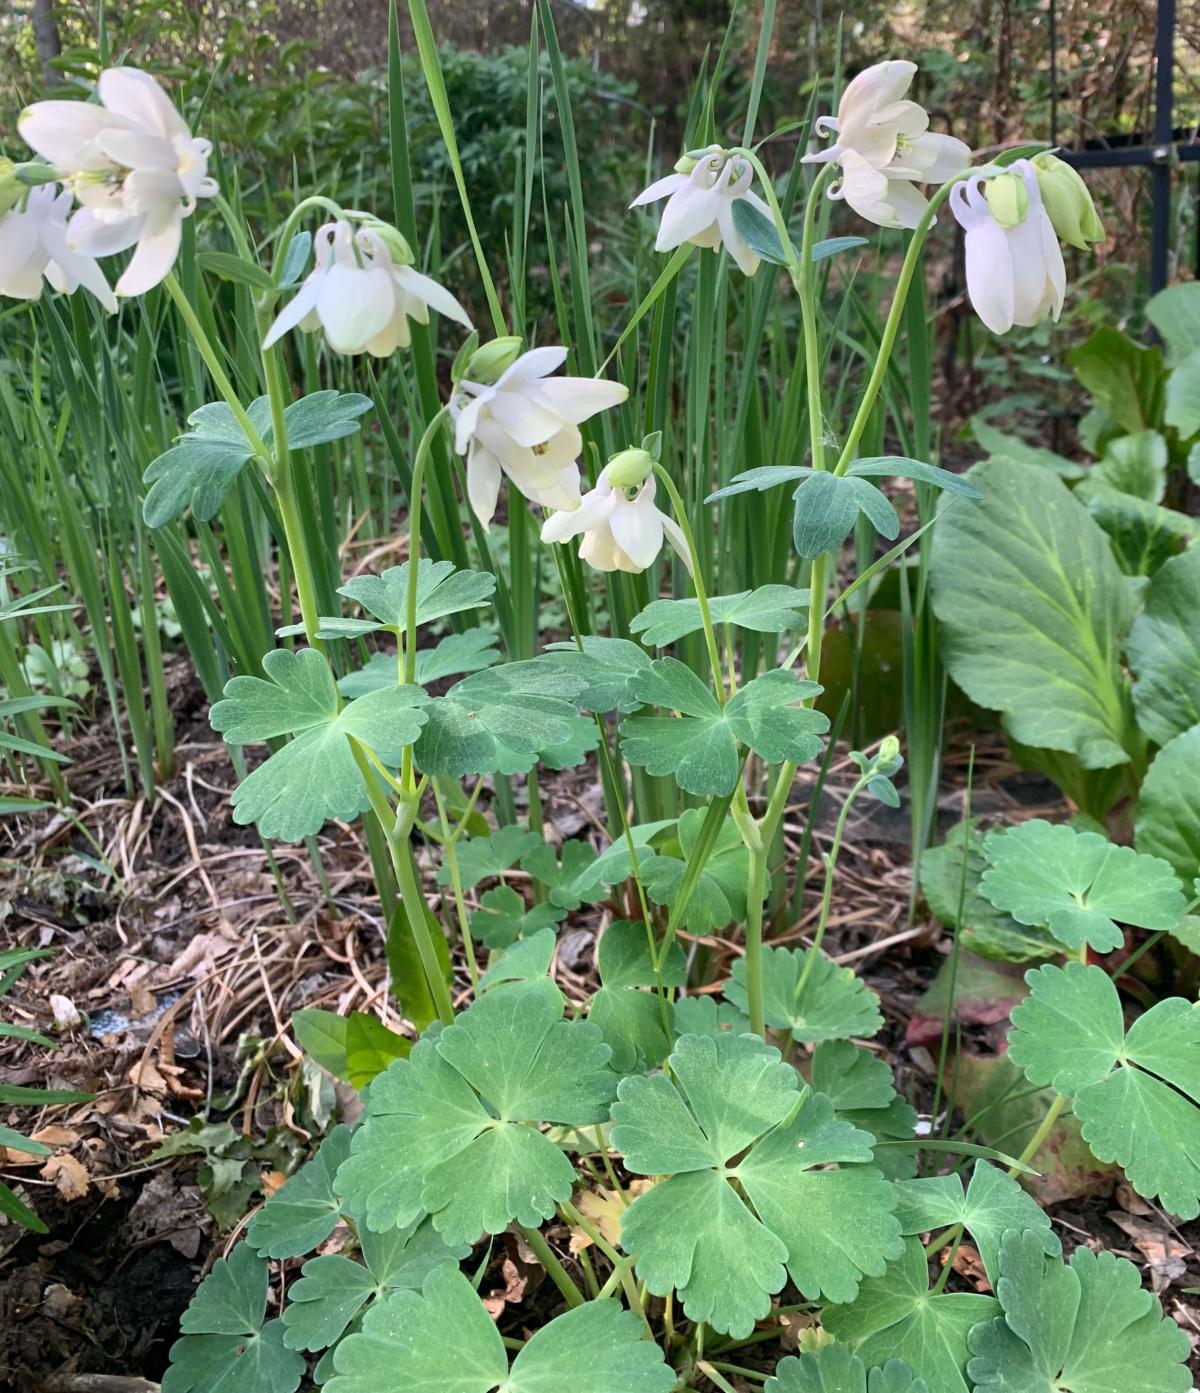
2, 655, 1198, 1390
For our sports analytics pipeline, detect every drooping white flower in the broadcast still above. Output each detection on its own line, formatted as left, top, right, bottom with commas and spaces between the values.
949, 161, 1065, 335
541, 466, 690, 574
19, 68, 217, 295
803, 60, 971, 229
631, 146, 774, 275
0, 184, 116, 310
262, 220, 471, 357
451, 347, 628, 529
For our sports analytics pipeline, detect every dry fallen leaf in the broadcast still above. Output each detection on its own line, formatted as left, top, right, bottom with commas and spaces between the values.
30, 1125, 80, 1147
40, 1153, 90, 1201
571, 1181, 652, 1253
1107, 1211, 1192, 1293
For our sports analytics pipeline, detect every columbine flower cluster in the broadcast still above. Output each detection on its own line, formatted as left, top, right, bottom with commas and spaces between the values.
11, 67, 218, 300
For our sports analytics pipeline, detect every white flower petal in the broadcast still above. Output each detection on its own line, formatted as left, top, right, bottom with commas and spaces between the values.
964, 216, 1015, 335
660, 513, 693, 574
630, 173, 687, 207
528, 376, 629, 424
393, 265, 472, 328
96, 128, 174, 171
115, 212, 182, 295
838, 61, 916, 129
466, 443, 504, 528
316, 264, 394, 353
18, 100, 121, 170
98, 68, 189, 141
610, 494, 664, 570
263, 275, 322, 348
485, 390, 565, 448
497, 345, 567, 387
656, 186, 721, 250
717, 198, 760, 276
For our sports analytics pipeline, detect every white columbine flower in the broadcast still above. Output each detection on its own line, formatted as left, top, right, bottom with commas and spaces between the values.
0, 184, 115, 310
949, 161, 1065, 335
262, 220, 471, 357
19, 67, 217, 295
541, 464, 690, 574
803, 60, 971, 229
631, 145, 774, 275
451, 347, 628, 529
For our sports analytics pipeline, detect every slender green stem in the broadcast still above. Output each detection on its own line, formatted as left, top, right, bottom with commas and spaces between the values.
404, 407, 453, 687
742, 832, 769, 1036
518, 1224, 585, 1309
1007, 1092, 1069, 1178
652, 463, 725, 700
433, 781, 480, 987
270, 195, 347, 279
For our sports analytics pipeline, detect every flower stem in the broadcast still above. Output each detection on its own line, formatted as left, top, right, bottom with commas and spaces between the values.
652, 463, 725, 703
518, 1224, 585, 1309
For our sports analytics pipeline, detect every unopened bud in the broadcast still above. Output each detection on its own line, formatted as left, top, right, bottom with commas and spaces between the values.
984, 171, 1028, 228
462, 335, 523, 385
0, 160, 21, 216
604, 447, 656, 488
1033, 154, 1105, 250
674, 144, 721, 175
876, 735, 902, 769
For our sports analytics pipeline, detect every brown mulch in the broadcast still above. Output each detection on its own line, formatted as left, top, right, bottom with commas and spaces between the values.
2, 656, 1199, 1389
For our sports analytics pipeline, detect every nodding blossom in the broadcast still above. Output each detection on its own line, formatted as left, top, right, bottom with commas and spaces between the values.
803, 60, 971, 229
19, 67, 217, 295
262, 220, 471, 357
450, 346, 628, 529
0, 184, 116, 310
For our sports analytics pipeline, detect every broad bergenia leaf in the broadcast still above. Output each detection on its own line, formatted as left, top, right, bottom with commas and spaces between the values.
611, 1032, 899, 1336
979, 819, 1186, 954
966, 1229, 1191, 1393
929, 458, 1138, 770
413, 662, 585, 777
163, 1243, 304, 1393
726, 945, 883, 1043
768, 1345, 929, 1393
824, 1238, 999, 1393
631, 585, 810, 647
209, 649, 428, 841
246, 1125, 352, 1258
439, 825, 542, 890
620, 660, 827, 796
324, 1264, 675, 1393
920, 822, 1060, 963
1135, 727, 1200, 885
1008, 962, 1200, 1216
335, 980, 614, 1242
1126, 547, 1200, 746
469, 884, 566, 948
589, 920, 685, 1072
282, 1216, 469, 1355
539, 637, 656, 713
893, 1159, 1059, 1284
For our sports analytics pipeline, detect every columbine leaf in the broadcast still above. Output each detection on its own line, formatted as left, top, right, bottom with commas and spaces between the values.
726, 945, 882, 1042
929, 458, 1138, 770
620, 660, 827, 796
570, 821, 674, 899
323, 1264, 675, 1393
612, 1032, 897, 1336
589, 920, 685, 1072
847, 456, 982, 499
335, 980, 614, 1242
468, 884, 566, 949
337, 631, 499, 697
824, 1238, 999, 1393
1126, 547, 1200, 746
339, 559, 497, 631
893, 1159, 1059, 1284
672, 996, 751, 1038
478, 927, 558, 992
209, 649, 428, 840
1008, 962, 1200, 1217
163, 1243, 304, 1393
920, 821, 1060, 963
246, 1125, 352, 1259
793, 472, 899, 559
144, 393, 372, 528
521, 840, 600, 909
768, 1345, 929, 1393
631, 585, 810, 647
979, 819, 1186, 954
966, 1229, 1191, 1393
810, 1041, 918, 1180
641, 809, 751, 933
1135, 727, 1200, 886
438, 826, 543, 889
282, 1216, 470, 1355
539, 637, 656, 713
413, 663, 584, 777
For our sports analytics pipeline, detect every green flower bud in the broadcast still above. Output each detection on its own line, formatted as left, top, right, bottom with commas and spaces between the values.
675, 144, 721, 175
877, 734, 901, 766
462, 335, 523, 385
361, 219, 414, 265
984, 172, 1029, 228
0, 160, 21, 217
1033, 154, 1105, 251
604, 447, 656, 488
